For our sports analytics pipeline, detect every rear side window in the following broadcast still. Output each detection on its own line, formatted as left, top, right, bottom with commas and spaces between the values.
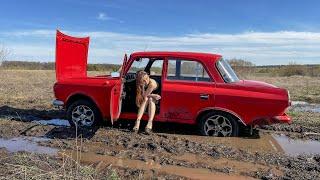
167, 59, 211, 82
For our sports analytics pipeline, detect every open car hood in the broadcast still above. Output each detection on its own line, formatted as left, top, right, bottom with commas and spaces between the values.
55, 30, 89, 81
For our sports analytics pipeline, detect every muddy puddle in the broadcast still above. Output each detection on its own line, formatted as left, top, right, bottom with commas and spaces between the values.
273, 134, 320, 156
290, 101, 320, 113
0, 136, 58, 155
62, 150, 255, 180
167, 133, 284, 153
33, 119, 70, 126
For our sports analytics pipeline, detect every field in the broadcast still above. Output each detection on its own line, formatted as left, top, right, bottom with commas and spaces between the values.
0, 69, 320, 179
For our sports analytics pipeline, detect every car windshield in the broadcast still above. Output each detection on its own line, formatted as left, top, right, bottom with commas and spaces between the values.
216, 58, 240, 83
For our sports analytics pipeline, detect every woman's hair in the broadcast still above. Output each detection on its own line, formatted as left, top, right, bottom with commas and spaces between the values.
136, 70, 148, 107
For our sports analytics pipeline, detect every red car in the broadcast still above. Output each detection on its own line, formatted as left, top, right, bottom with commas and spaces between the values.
53, 30, 291, 137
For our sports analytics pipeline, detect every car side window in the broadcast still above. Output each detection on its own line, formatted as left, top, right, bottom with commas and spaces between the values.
149, 60, 163, 75
128, 58, 149, 73
167, 59, 211, 82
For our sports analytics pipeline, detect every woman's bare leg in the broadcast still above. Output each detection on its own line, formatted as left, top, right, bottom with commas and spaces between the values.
133, 98, 148, 131
146, 97, 156, 130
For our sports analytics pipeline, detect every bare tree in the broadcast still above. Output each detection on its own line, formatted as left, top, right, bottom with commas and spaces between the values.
0, 45, 10, 66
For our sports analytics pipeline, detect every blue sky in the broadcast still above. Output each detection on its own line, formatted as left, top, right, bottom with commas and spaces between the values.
1, 0, 320, 65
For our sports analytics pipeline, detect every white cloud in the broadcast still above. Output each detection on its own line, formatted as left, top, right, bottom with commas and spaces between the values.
97, 12, 112, 21
1, 30, 320, 65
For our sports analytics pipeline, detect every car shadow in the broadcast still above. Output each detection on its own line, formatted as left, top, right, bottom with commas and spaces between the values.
0, 105, 65, 121
113, 119, 260, 138
44, 126, 99, 139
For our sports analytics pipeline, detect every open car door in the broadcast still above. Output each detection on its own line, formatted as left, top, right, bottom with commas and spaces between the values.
110, 54, 128, 124
55, 30, 89, 81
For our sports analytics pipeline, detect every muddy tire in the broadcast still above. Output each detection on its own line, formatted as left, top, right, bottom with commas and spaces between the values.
198, 111, 239, 137
67, 100, 101, 127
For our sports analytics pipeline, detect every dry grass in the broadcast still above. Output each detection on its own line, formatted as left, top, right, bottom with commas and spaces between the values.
0, 70, 105, 110
0, 70, 55, 109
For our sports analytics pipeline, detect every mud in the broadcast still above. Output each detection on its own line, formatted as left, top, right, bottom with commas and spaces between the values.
0, 118, 319, 179
65, 151, 254, 180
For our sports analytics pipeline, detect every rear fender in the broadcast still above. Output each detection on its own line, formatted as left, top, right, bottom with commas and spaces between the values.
197, 107, 246, 126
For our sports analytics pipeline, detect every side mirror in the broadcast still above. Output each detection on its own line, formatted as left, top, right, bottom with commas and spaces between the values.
111, 72, 120, 78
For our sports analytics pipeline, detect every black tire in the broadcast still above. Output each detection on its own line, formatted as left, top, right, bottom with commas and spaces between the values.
198, 111, 239, 137
67, 99, 101, 127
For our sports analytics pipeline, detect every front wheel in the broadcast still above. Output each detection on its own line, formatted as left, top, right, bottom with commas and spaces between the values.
67, 100, 101, 127
198, 112, 239, 137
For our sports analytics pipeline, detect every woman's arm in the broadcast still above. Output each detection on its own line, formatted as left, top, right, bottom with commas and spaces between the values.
147, 94, 161, 100
143, 79, 157, 99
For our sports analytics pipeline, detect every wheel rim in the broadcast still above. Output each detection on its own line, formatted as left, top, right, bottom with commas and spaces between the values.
71, 105, 95, 127
204, 115, 232, 137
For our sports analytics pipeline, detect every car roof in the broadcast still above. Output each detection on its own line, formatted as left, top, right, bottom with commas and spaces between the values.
130, 51, 222, 62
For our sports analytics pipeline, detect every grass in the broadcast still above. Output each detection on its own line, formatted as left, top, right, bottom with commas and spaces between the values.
0, 70, 104, 110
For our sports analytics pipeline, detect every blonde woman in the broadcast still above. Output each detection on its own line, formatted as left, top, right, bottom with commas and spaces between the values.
133, 70, 161, 134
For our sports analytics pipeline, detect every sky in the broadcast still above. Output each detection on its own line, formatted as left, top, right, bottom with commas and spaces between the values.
1, 0, 320, 65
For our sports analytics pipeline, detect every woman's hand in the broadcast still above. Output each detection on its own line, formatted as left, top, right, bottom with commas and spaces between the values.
147, 94, 161, 100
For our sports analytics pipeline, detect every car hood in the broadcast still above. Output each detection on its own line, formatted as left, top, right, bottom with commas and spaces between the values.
55, 30, 89, 82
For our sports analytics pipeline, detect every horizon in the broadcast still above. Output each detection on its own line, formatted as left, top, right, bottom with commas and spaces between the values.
3, 58, 320, 67
1, 1, 320, 65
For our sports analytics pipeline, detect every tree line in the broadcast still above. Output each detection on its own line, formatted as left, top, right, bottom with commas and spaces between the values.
0, 59, 319, 77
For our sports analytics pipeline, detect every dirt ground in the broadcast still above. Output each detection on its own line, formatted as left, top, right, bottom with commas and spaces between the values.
0, 70, 320, 179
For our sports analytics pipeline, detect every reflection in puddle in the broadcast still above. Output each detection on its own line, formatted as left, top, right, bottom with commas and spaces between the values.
273, 134, 320, 156
33, 119, 70, 126
0, 137, 58, 155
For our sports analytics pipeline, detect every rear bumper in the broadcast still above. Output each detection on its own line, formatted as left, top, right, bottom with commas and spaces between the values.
272, 113, 291, 124
52, 99, 64, 108
252, 113, 291, 126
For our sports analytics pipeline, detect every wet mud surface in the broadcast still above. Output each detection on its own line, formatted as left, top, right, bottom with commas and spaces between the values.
0, 101, 320, 179
0, 118, 319, 179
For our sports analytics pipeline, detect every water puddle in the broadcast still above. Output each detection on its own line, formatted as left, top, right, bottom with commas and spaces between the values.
290, 101, 320, 113
62, 150, 254, 180
33, 119, 70, 127
272, 134, 320, 156
0, 137, 58, 155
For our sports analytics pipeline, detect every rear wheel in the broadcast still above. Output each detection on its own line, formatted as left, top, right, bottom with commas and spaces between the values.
198, 111, 239, 137
67, 100, 101, 127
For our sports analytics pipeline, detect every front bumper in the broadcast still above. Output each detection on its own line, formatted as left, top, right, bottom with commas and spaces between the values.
52, 99, 64, 108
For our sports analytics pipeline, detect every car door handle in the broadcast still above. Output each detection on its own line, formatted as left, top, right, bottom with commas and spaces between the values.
200, 94, 209, 100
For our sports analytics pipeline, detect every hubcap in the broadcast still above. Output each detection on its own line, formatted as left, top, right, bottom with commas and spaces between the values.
204, 115, 232, 137
71, 105, 94, 127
